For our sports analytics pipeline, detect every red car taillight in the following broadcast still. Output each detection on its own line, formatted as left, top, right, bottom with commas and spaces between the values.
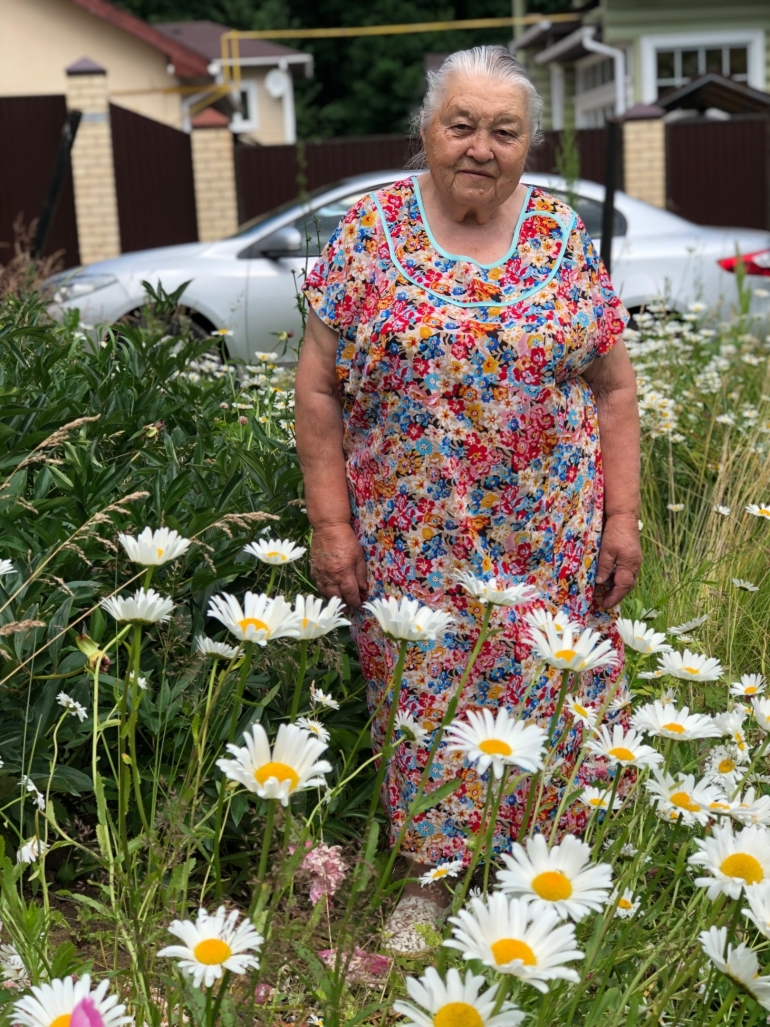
718, 249, 770, 276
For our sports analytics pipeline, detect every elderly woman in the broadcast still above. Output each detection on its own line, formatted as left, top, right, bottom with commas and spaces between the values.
295, 45, 641, 951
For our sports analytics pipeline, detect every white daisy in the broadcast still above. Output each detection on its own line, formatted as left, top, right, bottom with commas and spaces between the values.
309, 683, 339, 710
526, 621, 617, 673
56, 692, 87, 722
578, 787, 622, 812
703, 745, 747, 791
700, 926, 770, 1010
393, 967, 526, 1027
195, 636, 241, 660
730, 674, 766, 698
733, 579, 760, 592
243, 537, 306, 565
0, 943, 29, 987
20, 776, 45, 811
363, 596, 453, 641
565, 696, 599, 729
292, 595, 350, 639
727, 788, 770, 828
158, 906, 263, 989
637, 669, 665, 680
495, 834, 613, 922
0, 560, 15, 576
753, 697, 770, 733
16, 837, 48, 864
524, 609, 578, 635
714, 505, 731, 516
216, 722, 332, 807
656, 649, 723, 682
584, 724, 663, 769
101, 587, 174, 625
295, 717, 331, 744
454, 572, 537, 607
743, 880, 770, 939
12, 976, 130, 1027
668, 616, 708, 636
207, 591, 301, 645
630, 701, 720, 741
689, 822, 770, 898
746, 504, 770, 520
612, 889, 640, 918
117, 526, 190, 566
615, 619, 672, 655
444, 893, 583, 993
394, 711, 429, 745
645, 769, 725, 827
714, 711, 751, 759
419, 860, 464, 887
444, 708, 546, 778
667, 503, 684, 512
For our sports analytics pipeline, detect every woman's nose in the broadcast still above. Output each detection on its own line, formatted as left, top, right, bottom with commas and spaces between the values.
464, 133, 495, 164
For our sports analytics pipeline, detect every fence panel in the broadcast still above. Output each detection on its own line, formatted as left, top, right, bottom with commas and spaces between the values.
110, 103, 198, 252
236, 134, 413, 222
666, 117, 769, 229
526, 128, 622, 188
0, 95, 80, 267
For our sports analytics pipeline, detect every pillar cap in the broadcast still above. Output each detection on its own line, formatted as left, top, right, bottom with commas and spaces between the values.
191, 108, 231, 129
66, 56, 107, 76
623, 102, 665, 121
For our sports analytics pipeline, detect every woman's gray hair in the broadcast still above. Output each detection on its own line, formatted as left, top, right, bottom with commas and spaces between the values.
408, 44, 543, 168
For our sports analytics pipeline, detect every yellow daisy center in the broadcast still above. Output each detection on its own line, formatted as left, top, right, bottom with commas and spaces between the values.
156, 547, 165, 558
718, 758, 736, 774
238, 617, 270, 635
266, 551, 287, 561
51, 1016, 71, 1027
745, 686, 758, 694
193, 938, 233, 965
491, 937, 537, 966
683, 667, 702, 676
618, 898, 633, 910
670, 791, 701, 812
588, 797, 604, 807
573, 703, 589, 717
432, 868, 450, 878
721, 852, 764, 885
433, 1004, 483, 1027
662, 723, 686, 735
254, 761, 300, 790
479, 738, 513, 757
555, 648, 577, 661
608, 746, 636, 762
531, 870, 573, 901
710, 801, 731, 811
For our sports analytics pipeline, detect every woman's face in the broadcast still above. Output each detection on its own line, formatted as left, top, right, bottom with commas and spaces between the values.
423, 74, 532, 211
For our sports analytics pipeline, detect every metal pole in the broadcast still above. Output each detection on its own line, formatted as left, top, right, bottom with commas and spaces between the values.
31, 109, 82, 260
600, 116, 621, 276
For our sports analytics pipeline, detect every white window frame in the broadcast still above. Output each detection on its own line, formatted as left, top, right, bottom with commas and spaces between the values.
229, 79, 259, 134
640, 29, 765, 104
574, 53, 617, 127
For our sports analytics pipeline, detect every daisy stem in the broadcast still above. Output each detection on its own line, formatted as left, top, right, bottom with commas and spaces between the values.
266, 566, 276, 596
289, 638, 308, 723
451, 777, 496, 916
127, 624, 151, 839
729, 733, 770, 801
491, 974, 512, 1015
365, 638, 408, 823
483, 769, 510, 895
592, 766, 623, 857
547, 668, 573, 746
705, 982, 739, 1027
251, 798, 278, 914
209, 971, 231, 1027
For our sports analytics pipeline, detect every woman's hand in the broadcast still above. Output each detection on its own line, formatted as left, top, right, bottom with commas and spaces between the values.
310, 523, 368, 610
595, 513, 642, 609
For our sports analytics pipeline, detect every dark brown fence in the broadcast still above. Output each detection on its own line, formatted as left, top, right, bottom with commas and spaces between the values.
236, 134, 414, 222
526, 128, 622, 188
666, 116, 769, 229
110, 103, 198, 253
0, 95, 80, 267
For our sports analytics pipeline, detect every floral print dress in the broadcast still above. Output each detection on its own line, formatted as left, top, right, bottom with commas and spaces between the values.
304, 176, 630, 865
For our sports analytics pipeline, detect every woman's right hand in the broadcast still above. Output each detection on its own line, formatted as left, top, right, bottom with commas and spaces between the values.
309, 523, 368, 610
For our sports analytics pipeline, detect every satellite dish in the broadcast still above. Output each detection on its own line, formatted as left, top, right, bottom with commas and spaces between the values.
265, 68, 291, 98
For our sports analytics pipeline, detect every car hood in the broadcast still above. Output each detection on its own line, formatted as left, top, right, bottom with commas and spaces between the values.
79, 242, 214, 276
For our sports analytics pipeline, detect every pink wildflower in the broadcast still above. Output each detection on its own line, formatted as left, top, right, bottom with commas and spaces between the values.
299, 843, 349, 905
318, 947, 392, 986
253, 983, 274, 1005
71, 999, 105, 1027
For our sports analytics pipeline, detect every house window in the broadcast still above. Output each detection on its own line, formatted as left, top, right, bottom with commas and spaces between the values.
576, 57, 614, 95
574, 55, 620, 129
655, 45, 749, 96
230, 80, 259, 133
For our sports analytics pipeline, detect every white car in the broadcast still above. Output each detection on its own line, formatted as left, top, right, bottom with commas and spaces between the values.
44, 171, 770, 363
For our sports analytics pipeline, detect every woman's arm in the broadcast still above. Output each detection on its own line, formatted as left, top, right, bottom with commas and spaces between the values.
294, 308, 367, 608
582, 339, 642, 609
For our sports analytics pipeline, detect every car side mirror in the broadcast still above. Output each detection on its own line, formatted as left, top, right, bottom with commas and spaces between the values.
259, 225, 303, 259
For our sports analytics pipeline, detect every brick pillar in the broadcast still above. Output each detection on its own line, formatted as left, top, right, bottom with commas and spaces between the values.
622, 103, 666, 209
191, 109, 239, 242
65, 57, 121, 264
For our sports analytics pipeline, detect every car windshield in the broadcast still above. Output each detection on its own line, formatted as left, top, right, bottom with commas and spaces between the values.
230, 178, 388, 239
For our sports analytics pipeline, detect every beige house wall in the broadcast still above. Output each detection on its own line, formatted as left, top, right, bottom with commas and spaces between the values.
237, 69, 291, 146
1, 0, 184, 127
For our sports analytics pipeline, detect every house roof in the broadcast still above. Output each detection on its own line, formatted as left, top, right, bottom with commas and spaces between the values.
69, 0, 210, 78
657, 73, 770, 115
155, 20, 311, 65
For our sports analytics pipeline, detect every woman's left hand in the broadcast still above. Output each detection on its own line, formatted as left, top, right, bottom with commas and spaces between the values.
595, 513, 642, 609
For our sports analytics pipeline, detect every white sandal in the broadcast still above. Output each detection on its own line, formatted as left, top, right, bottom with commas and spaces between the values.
382, 894, 448, 956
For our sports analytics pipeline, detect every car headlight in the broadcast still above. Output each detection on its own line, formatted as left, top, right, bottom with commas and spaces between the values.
42, 271, 117, 304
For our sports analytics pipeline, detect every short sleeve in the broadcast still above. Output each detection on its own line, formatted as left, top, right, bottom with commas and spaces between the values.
302, 195, 379, 343
573, 217, 629, 360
